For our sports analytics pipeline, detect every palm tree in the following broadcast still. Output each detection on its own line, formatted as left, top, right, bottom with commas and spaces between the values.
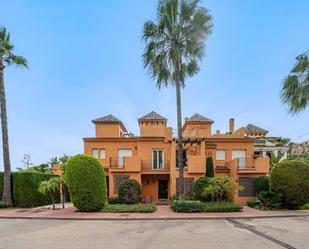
142, 0, 212, 198
38, 177, 61, 210
0, 27, 28, 206
281, 50, 309, 114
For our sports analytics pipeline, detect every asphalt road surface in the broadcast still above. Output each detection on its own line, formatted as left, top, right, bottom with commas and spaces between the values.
0, 217, 308, 249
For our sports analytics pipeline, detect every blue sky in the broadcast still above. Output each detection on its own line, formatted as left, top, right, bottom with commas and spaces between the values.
1, 0, 309, 170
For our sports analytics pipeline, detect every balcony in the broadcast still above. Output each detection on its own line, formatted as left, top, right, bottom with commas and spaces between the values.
226, 156, 269, 173
141, 160, 170, 173
109, 157, 141, 172
236, 158, 255, 171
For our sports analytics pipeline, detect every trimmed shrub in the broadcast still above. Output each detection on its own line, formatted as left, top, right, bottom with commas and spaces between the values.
202, 202, 242, 212
0, 171, 59, 208
108, 196, 120, 205
270, 160, 309, 209
12, 171, 60, 208
193, 177, 211, 201
206, 157, 214, 178
102, 203, 156, 213
170, 200, 203, 213
65, 154, 107, 212
247, 200, 257, 208
118, 179, 142, 204
256, 176, 269, 194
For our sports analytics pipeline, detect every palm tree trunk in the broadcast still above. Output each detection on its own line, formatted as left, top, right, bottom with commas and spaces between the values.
61, 184, 65, 209
0, 60, 13, 207
176, 79, 185, 199
50, 193, 55, 210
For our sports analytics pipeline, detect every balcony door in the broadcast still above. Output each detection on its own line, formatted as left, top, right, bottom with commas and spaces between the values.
118, 149, 132, 168
232, 150, 246, 169
152, 149, 164, 170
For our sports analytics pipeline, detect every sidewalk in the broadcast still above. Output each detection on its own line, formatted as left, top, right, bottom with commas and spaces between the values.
0, 205, 309, 220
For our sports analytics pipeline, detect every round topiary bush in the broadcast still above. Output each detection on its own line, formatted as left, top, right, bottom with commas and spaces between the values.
118, 179, 141, 204
256, 176, 269, 194
193, 177, 211, 201
270, 160, 309, 209
65, 154, 107, 212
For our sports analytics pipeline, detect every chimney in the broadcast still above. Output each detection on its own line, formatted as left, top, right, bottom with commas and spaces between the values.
229, 118, 235, 133
216, 129, 220, 134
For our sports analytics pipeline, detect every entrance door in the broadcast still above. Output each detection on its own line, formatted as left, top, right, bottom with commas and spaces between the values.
118, 149, 132, 168
158, 180, 168, 199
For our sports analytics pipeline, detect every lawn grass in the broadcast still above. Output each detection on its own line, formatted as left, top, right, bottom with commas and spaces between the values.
202, 202, 243, 212
101, 203, 157, 213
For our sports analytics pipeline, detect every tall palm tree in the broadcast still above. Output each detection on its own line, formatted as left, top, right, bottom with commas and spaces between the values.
281, 50, 309, 114
0, 27, 27, 206
142, 0, 212, 198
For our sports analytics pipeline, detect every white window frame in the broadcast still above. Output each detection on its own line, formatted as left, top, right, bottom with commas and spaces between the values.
152, 149, 164, 170
92, 148, 98, 159
99, 148, 106, 160
118, 149, 132, 168
232, 150, 247, 169
216, 150, 226, 161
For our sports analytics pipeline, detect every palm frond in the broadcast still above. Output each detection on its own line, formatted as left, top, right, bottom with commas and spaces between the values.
0, 26, 28, 68
143, 0, 212, 87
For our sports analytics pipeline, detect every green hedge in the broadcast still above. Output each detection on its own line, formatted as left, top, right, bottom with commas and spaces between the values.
202, 202, 242, 212
171, 200, 203, 212
270, 160, 309, 209
102, 203, 156, 213
0, 171, 59, 208
65, 154, 107, 212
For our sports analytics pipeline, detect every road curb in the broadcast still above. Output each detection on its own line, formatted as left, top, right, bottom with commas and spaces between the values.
0, 213, 308, 221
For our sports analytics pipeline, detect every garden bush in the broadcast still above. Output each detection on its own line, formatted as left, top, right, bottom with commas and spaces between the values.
206, 157, 214, 177
102, 203, 156, 213
118, 179, 142, 204
170, 200, 203, 212
301, 204, 309, 210
258, 191, 282, 209
202, 202, 242, 212
108, 196, 120, 205
270, 160, 309, 209
13, 171, 60, 208
202, 176, 241, 202
0, 171, 60, 208
247, 200, 257, 208
193, 177, 211, 201
0, 201, 6, 208
65, 154, 107, 212
256, 176, 269, 194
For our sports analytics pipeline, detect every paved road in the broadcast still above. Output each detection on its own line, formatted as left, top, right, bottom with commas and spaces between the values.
0, 217, 308, 249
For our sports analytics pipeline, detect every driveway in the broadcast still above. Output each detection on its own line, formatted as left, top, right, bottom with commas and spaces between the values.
0, 217, 308, 249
